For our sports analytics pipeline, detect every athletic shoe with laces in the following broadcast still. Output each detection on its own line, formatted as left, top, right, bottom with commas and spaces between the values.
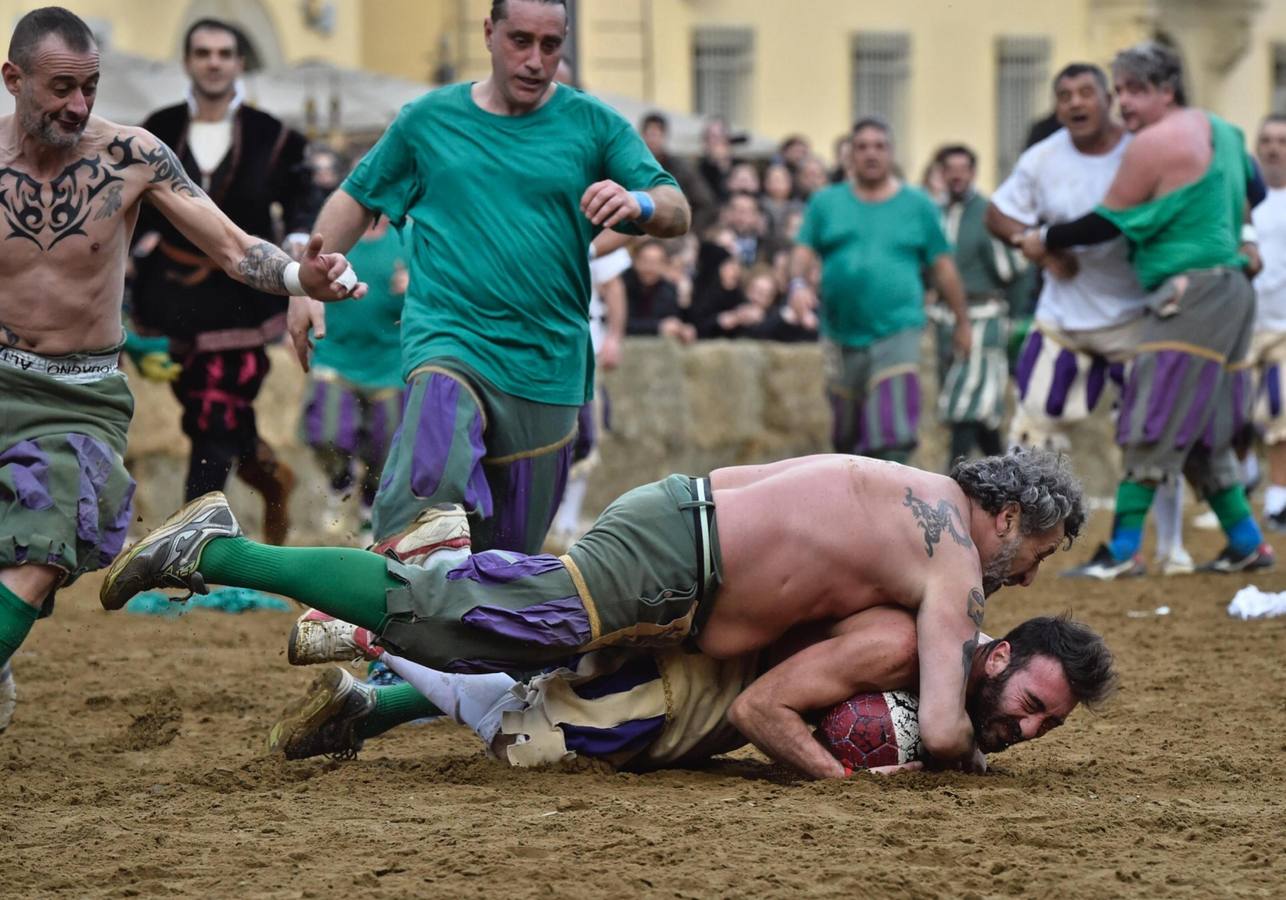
0, 663, 15, 734
371, 503, 470, 565
287, 609, 381, 666
267, 667, 375, 760
1060, 543, 1146, 580
1198, 542, 1277, 574
1156, 546, 1195, 577
99, 492, 242, 610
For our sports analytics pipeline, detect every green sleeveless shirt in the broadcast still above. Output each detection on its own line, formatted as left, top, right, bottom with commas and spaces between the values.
1095, 113, 1253, 291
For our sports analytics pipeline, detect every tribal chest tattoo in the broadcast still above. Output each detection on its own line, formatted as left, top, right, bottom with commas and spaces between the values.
0, 136, 199, 251
903, 488, 974, 557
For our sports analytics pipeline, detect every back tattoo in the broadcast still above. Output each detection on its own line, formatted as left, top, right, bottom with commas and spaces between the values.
0, 135, 201, 251
903, 488, 973, 557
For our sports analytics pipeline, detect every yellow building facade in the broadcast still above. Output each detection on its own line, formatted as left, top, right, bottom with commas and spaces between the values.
5, 0, 1286, 185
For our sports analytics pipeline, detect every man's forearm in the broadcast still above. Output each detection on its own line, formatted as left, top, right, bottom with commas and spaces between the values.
314, 189, 376, 254
789, 245, 818, 284
640, 185, 691, 238
234, 240, 291, 294
984, 203, 1028, 243
730, 698, 847, 779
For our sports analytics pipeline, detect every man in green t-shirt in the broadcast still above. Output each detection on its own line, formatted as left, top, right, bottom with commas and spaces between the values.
789, 118, 971, 464
1019, 41, 1273, 577
287, 0, 686, 565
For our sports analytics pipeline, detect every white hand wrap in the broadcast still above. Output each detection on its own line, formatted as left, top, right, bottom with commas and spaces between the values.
336, 265, 358, 292
283, 261, 305, 296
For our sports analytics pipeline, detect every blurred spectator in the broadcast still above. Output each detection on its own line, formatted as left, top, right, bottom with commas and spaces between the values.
762, 163, 804, 245
699, 117, 736, 202
740, 267, 818, 342
623, 239, 695, 343
920, 156, 948, 205
830, 133, 852, 184
689, 240, 747, 338
775, 134, 812, 178
726, 162, 761, 196
724, 192, 769, 267
796, 156, 830, 199
641, 111, 718, 232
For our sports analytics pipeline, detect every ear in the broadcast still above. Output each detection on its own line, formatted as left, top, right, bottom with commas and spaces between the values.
2, 61, 22, 98
984, 640, 1011, 677
483, 17, 495, 50
998, 501, 1020, 537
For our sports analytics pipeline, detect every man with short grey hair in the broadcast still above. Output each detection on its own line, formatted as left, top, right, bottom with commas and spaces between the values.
103, 448, 1085, 775
0, 6, 364, 733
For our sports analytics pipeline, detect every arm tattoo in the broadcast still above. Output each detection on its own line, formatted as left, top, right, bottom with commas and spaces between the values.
236, 241, 290, 294
967, 587, 985, 628
962, 633, 979, 679
0, 134, 204, 251
903, 488, 974, 557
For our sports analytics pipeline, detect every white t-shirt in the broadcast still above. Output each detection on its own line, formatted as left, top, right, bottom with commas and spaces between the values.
1253, 187, 1286, 332
992, 128, 1147, 331
587, 247, 632, 353
188, 120, 233, 183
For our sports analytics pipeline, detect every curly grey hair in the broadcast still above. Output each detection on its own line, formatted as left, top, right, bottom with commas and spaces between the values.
1112, 40, 1187, 106
951, 449, 1086, 546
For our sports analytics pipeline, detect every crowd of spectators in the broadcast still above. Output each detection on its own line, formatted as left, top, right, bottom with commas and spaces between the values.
622, 113, 838, 345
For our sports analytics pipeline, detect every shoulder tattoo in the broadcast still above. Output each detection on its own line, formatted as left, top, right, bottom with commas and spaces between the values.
903, 487, 974, 558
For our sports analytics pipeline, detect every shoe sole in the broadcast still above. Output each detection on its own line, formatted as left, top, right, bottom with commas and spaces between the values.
99, 492, 232, 611
267, 668, 350, 759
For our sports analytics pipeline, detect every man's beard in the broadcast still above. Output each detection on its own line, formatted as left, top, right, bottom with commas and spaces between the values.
19, 93, 84, 149
966, 664, 1023, 753
981, 534, 1021, 596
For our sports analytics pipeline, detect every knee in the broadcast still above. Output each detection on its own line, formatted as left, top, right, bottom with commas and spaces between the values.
0, 564, 61, 610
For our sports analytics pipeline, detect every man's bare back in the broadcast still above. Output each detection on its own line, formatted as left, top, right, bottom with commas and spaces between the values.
703, 455, 979, 658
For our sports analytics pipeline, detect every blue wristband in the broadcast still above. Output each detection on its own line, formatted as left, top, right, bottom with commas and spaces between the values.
630, 190, 655, 223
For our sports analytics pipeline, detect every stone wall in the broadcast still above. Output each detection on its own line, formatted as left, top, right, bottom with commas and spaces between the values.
124, 337, 1120, 543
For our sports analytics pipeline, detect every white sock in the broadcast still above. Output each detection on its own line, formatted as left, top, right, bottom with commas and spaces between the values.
383, 653, 519, 746
1265, 484, 1286, 516
1242, 454, 1261, 490
552, 473, 589, 535
1152, 479, 1185, 559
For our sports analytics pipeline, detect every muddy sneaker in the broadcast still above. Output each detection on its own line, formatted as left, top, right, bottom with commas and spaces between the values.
371, 503, 470, 565
0, 663, 15, 734
1061, 543, 1146, 580
267, 667, 375, 760
287, 609, 381, 666
1156, 546, 1195, 577
1198, 542, 1277, 574
99, 492, 242, 611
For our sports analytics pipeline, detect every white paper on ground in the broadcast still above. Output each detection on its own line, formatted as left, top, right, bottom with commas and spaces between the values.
1226, 586, 1286, 620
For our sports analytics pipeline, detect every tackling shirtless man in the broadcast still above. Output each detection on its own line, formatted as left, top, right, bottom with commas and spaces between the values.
0, 8, 364, 732
101, 449, 1085, 774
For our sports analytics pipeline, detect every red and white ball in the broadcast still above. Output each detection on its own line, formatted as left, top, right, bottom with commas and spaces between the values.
815, 690, 923, 771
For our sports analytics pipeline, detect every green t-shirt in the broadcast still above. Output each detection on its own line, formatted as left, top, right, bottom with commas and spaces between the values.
342, 82, 677, 405
797, 184, 949, 347
1096, 113, 1253, 291
312, 227, 406, 389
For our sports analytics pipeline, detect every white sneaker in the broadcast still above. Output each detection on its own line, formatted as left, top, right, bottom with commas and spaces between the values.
1156, 546, 1195, 576
1192, 509, 1220, 531
0, 663, 15, 734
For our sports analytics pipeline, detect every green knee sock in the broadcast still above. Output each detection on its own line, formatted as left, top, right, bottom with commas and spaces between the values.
0, 583, 39, 668
197, 537, 399, 632
1208, 485, 1262, 556
356, 680, 444, 741
1107, 480, 1157, 561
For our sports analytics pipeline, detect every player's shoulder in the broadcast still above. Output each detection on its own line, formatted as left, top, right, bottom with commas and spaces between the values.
555, 85, 633, 131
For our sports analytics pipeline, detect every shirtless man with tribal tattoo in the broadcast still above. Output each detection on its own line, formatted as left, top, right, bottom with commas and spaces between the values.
0, 7, 366, 734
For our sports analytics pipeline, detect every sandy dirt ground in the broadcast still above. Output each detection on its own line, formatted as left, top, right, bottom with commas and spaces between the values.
2, 515, 1285, 899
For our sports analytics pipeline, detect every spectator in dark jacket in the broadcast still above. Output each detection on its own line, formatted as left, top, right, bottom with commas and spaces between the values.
624, 240, 695, 343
